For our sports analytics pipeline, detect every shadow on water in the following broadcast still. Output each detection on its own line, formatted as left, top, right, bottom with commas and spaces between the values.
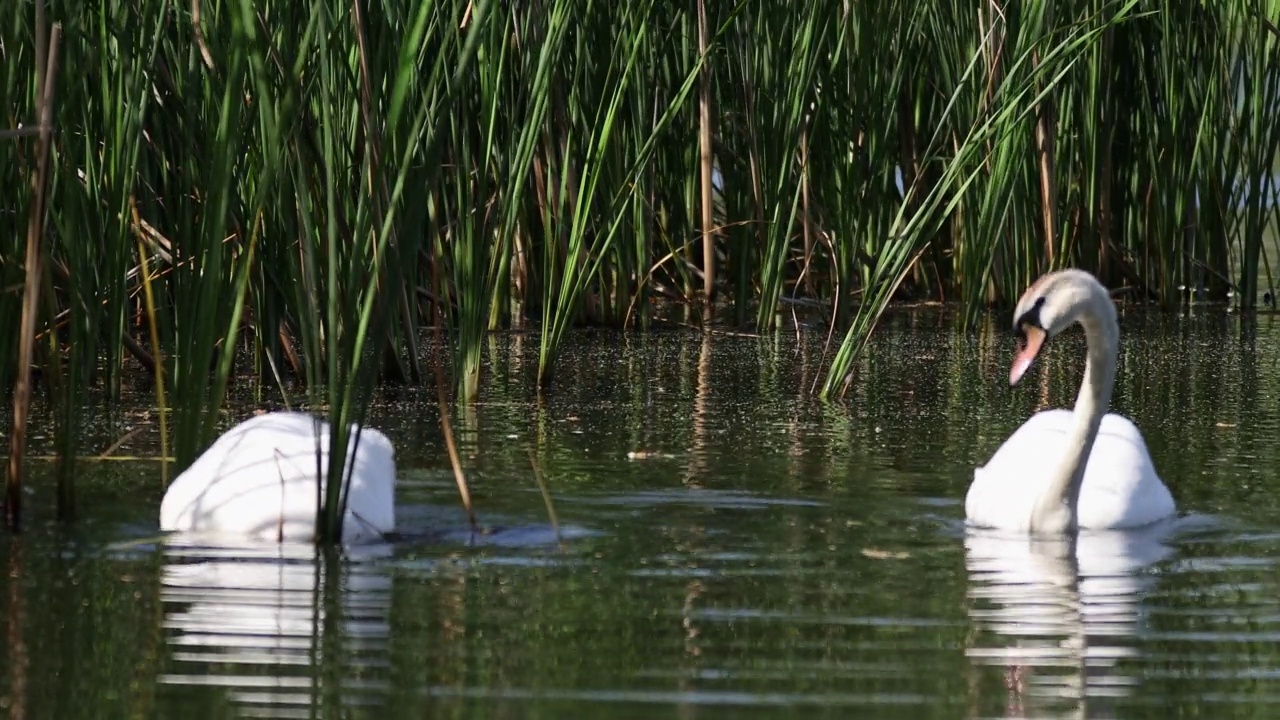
4, 311, 1280, 718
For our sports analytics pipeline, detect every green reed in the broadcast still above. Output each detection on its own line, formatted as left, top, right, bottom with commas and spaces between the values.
2, 0, 1279, 533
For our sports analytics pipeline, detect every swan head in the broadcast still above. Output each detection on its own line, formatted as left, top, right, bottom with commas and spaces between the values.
1009, 269, 1110, 386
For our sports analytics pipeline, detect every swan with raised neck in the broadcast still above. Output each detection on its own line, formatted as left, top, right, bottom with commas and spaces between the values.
966, 269, 1176, 534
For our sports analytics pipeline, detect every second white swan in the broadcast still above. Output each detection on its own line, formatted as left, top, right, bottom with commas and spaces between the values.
159, 411, 397, 543
966, 269, 1176, 533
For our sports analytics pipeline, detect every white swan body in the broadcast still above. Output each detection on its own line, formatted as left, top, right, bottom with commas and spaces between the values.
966, 269, 1176, 533
159, 411, 396, 543
968, 410, 1175, 532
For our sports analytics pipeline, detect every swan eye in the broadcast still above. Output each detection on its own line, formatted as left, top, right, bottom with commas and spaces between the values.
1013, 296, 1046, 334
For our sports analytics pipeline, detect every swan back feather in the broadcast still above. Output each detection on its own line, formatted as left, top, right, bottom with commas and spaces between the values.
159, 411, 396, 543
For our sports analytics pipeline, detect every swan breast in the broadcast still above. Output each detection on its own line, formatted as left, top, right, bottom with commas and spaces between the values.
967, 409, 1175, 531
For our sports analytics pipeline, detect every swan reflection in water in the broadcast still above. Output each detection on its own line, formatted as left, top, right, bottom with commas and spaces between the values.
964, 523, 1176, 718
158, 536, 393, 718
156, 521, 576, 717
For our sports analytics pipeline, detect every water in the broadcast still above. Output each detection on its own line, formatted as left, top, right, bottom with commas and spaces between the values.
3, 310, 1280, 719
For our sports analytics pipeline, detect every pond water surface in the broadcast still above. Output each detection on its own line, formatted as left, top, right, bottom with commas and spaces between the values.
3, 309, 1280, 719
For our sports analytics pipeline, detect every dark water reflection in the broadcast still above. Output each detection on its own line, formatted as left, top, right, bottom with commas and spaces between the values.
2, 310, 1280, 718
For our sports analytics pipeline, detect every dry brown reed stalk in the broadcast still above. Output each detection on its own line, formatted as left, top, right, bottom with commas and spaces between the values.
6, 11, 62, 531
1033, 2, 1060, 267
696, 0, 716, 324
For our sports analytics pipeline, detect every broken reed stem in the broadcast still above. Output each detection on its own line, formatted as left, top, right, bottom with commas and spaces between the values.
131, 197, 169, 483
436, 366, 478, 529
0, 127, 43, 139
98, 425, 149, 459
527, 448, 563, 549
6, 18, 62, 532
430, 253, 479, 531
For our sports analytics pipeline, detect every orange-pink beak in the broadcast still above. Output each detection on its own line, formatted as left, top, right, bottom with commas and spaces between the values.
1010, 326, 1046, 386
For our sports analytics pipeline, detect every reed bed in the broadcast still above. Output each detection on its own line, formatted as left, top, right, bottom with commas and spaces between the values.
1, 0, 1278, 535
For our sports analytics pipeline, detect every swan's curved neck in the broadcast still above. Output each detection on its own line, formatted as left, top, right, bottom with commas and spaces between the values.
1030, 294, 1118, 534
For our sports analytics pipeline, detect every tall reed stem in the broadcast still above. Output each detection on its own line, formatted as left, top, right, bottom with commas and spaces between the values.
7, 17, 61, 530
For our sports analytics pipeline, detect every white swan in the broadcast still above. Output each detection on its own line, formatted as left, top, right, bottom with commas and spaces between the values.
159, 411, 396, 543
966, 269, 1176, 533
